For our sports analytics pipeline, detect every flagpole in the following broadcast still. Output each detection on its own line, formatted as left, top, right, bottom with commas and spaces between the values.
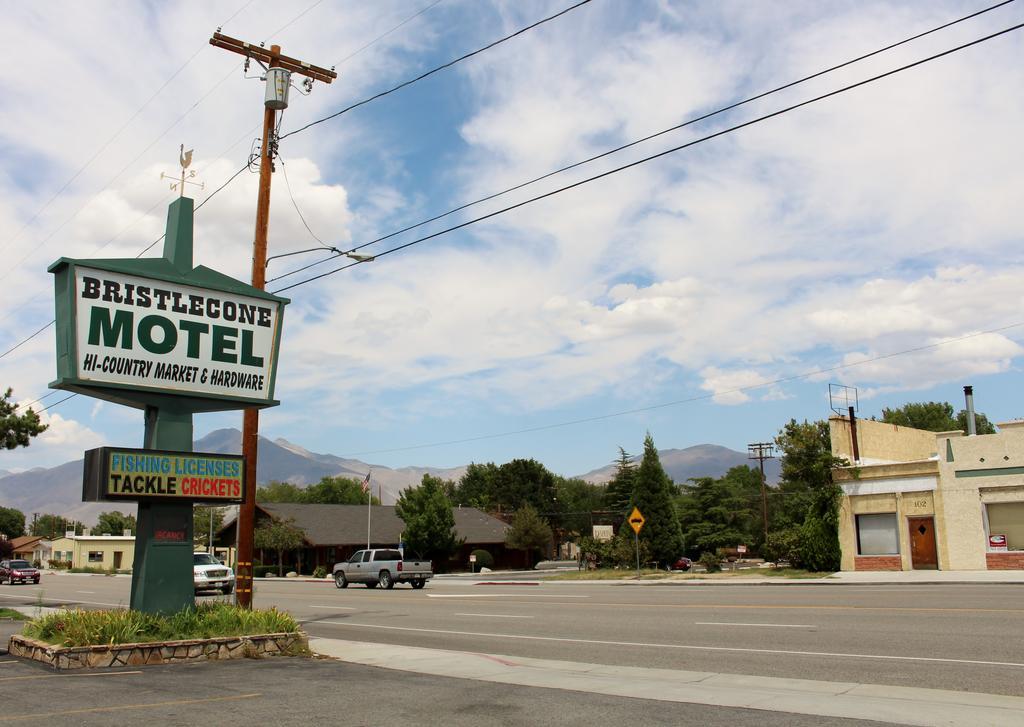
365, 470, 372, 549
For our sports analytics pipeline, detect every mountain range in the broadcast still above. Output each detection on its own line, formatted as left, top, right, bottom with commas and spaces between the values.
0, 428, 779, 524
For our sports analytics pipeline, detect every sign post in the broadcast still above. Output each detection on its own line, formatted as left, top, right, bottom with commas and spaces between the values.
50, 194, 287, 614
628, 507, 645, 578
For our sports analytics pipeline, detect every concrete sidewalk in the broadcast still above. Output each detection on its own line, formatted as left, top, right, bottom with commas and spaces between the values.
311, 638, 1024, 727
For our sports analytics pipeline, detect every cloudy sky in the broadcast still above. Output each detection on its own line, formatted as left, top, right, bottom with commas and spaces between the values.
2, 0, 1022, 478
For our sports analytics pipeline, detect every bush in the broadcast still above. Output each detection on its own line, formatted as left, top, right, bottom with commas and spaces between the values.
312, 566, 327, 579
23, 602, 299, 647
698, 552, 722, 573
254, 565, 278, 578
796, 517, 841, 572
764, 529, 801, 566
470, 549, 494, 570
47, 559, 72, 570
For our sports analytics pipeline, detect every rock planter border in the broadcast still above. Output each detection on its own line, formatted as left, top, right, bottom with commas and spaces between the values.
8, 631, 308, 670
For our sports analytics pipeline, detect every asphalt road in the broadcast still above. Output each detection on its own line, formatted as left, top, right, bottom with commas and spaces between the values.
0, 647, 884, 726
2, 574, 1022, 698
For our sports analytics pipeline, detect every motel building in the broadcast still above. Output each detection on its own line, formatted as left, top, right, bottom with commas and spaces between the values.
49, 532, 136, 571
830, 415, 1024, 572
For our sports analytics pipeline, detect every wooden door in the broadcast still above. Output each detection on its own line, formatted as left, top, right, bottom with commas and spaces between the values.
908, 517, 938, 570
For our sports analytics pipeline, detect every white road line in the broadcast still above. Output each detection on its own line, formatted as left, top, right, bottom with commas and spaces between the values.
316, 621, 1024, 669
0, 593, 123, 608
454, 613, 534, 619
318, 605, 356, 610
77, 591, 95, 594
695, 622, 816, 629
427, 594, 589, 599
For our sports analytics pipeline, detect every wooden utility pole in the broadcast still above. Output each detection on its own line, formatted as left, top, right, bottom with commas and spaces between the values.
209, 32, 336, 608
748, 442, 775, 546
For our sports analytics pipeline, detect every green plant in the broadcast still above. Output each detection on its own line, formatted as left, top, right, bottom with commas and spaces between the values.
68, 566, 115, 575
470, 549, 494, 570
47, 559, 72, 569
698, 552, 722, 573
764, 529, 801, 566
0, 608, 28, 620
23, 602, 299, 647
312, 566, 327, 579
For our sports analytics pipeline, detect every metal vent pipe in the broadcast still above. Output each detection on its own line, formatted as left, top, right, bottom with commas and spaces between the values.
964, 385, 977, 436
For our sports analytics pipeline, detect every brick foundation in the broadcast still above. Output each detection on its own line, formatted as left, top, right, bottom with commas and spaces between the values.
986, 552, 1024, 570
854, 555, 902, 571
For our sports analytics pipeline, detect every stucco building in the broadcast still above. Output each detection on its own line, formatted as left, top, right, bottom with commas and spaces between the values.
830, 415, 1024, 571
50, 534, 135, 571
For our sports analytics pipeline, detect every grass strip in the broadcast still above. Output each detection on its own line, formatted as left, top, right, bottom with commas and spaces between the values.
0, 608, 28, 620
22, 602, 298, 647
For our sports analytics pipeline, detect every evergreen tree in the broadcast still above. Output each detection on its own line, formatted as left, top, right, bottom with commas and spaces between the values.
455, 462, 500, 509
505, 504, 553, 566
677, 466, 762, 558
396, 475, 460, 565
1, 388, 47, 450
604, 447, 636, 512
629, 433, 683, 566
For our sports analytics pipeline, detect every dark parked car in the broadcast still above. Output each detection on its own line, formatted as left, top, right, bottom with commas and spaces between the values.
0, 559, 41, 585
670, 557, 692, 571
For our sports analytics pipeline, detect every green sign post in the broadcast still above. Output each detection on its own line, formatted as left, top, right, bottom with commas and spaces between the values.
49, 197, 287, 613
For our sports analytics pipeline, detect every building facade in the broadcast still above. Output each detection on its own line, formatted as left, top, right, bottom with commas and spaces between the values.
10, 536, 52, 565
49, 535, 135, 571
830, 416, 1024, 571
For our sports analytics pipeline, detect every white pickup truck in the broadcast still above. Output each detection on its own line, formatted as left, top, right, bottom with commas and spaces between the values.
333, 549, 432, 590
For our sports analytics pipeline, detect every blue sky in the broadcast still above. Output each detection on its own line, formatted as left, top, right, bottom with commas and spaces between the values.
2, 0, 1023, 478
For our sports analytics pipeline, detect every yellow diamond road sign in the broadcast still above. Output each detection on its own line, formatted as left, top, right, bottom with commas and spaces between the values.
628, 507, 645, 534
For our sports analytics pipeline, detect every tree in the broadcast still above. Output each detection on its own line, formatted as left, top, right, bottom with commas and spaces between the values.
604, 447, 636, 512
555, 476, 605, 539
395, 475, 460, 566
31, 514, 84, 538
254, 517, 306, 576
773, 419, 845, 571
677, 466, 762, 558
882, 401, 996, 434
256, 478, 380, 504
0, 507, 25, 540
256, 481, 306, 502
193, 506, 225, 549
454, 462, 499, 509
505, 504, 552, 566
1, 388, 47, 450
629, 433, 683, 566
303, 476, 380, 505
94, 511, 136, 536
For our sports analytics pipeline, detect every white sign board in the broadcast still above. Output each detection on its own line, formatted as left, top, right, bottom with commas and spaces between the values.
73, 266, 281, 402
592, 525, 613, 541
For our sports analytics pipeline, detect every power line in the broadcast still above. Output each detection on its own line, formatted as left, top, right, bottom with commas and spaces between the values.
267, 0, 1019, 285
335, 0, 446, 66
279, 0, 594, 141
0, 321, 54, 360
272, 20, 1024, 295
0, 0, 258, 261
0, 0, 330, 288
279, 156, 331, 249
333, 321, 1024, 457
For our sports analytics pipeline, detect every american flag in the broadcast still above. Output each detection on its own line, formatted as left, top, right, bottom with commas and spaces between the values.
360, 471, 371, 493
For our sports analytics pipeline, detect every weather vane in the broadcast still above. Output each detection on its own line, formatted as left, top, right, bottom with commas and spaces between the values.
160, 144, 204, 198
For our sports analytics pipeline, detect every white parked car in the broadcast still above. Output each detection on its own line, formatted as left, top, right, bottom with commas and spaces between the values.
193, 552, 235, 595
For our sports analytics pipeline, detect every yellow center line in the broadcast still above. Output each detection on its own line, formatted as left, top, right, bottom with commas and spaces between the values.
0, 670, 142, 683
0, 693, 260, 722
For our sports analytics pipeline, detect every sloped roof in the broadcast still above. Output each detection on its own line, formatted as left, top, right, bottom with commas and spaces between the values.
11, 535, 46, 550
255, 503, 508, 546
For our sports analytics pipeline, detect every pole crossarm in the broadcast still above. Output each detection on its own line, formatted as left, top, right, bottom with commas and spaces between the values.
209, 32, 338, 84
